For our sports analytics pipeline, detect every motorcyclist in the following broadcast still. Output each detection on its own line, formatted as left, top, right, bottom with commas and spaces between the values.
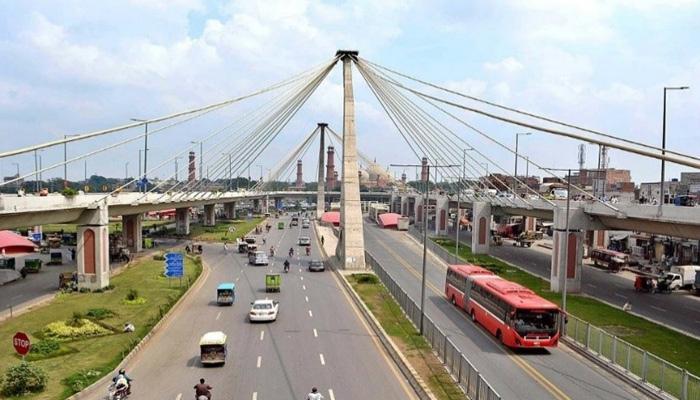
262, 236, 267, 244
194, 378, 212, 400
305, 246, 311, 256
112, 369, 133, 395
289, 247, 294, 257
283, 259, 290, 273
306, 387, 324, 400
269, 246, 275, 257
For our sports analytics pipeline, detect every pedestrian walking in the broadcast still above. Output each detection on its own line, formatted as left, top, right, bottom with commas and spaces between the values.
321, 236, 325, 246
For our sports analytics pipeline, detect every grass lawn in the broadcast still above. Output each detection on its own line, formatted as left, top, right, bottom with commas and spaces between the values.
42, 220, 171, 235
431, 237, 700, 377
0, 254, 201, 399
165, 218, 266, 242
348, 274, 465, 400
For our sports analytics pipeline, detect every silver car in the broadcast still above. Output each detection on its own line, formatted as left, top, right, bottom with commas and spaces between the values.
249, 251, 269, 266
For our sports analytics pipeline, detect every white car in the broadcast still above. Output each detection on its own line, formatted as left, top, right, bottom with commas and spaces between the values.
299, 237, 311, 246
249, 299, 279, 322
248, 251, 269, 266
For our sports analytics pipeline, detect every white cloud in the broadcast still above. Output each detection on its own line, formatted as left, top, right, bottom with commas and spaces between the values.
492, 82, 511, 98
594, 82, 645, 103
444, 79, 488, 97
511, 0, 615, 43
483, 57, 524, 74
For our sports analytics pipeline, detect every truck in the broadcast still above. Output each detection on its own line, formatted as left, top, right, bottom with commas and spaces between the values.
669, 265, 700, 287
693, 271, 700, 295
657, 272, 684, 291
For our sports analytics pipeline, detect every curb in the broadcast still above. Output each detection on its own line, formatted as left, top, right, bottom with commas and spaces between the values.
314, 224, 437, 400
67, 249, 209, 400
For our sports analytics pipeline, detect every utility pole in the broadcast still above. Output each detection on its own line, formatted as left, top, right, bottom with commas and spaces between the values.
131, 118, 149, 193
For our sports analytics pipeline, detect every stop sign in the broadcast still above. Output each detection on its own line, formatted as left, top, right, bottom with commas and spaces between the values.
13, 332, 30, 356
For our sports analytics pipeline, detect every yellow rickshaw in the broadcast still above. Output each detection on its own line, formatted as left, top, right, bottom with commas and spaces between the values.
199, 331, 228, 365
59, 270, 77, 289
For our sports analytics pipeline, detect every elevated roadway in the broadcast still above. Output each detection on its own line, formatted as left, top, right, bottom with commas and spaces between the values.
363, 220, 649, 400
122, 215, 417, 399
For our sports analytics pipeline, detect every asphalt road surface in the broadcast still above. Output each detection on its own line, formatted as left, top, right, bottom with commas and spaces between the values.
123, 215, 418, 400
364, 221, 648, 400
453, 229, 700, 339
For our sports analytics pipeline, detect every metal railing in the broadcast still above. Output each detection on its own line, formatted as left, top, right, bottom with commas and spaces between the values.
408, 225, 700, 400
365, 252, 501, 400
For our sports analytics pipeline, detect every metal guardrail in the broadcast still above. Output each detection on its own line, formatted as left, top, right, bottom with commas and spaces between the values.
408, 225, 700, 400
365, 252, 501, 400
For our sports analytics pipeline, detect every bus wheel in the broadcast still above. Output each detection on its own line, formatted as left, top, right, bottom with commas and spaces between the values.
496, 330, 503, 344
470, 309, 476, 322
451, 296, 456, 306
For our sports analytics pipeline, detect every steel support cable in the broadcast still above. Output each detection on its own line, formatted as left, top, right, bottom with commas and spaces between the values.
357, 61, 488, 197
176, 59, 338, 197
325, 127, 397, 186
258, 126, 320, 191
359, 60, 523, 203
361, 58, 700, 165
256, 129, 317, 192
121, 63, 325, 203
1, 57, 339, 161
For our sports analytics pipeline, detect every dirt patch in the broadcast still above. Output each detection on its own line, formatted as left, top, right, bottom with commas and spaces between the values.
600, 325, 644, 337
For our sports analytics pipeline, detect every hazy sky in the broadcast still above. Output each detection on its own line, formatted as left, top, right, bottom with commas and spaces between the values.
1, 0, 699, 186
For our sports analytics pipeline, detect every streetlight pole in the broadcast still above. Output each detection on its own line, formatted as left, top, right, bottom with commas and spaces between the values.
247, 162, 252, 190
515, 132, 532, 192
125, 162, 130, 186
84, 160, 87, 184
480, 162, 489, 191
456, 148, 473, 255
222, 154, 232, 191
131, 118, 148, 193
38, 154, 43, 191
63, 134, 79, 185
659, 86, 689, 215
34, 150, 39, 192
174, 157, 182, 183
12, 163, 19, 191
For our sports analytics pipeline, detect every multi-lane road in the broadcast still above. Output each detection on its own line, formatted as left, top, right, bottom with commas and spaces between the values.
124, 216, 418, 399
363, 221, 647, 400
451, 230, 700, 339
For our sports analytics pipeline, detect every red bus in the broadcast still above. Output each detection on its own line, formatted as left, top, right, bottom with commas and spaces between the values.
444, 264, 498, 310
445, 264, 561, 348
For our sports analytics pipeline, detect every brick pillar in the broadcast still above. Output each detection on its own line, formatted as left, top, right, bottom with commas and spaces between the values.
76, 205, 110, 290
224, 202, 236, 220
436, 196, 449, 236
176, 207, 190, 235
203, 204, 216, 227
471, 202, 491, 254
551, 230, 584, 293
122, 214, 143, 253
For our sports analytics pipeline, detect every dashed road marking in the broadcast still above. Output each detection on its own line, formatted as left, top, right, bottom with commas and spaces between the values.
301, 276, 304, 281
260, 331, 264, 341
586, 284, 597, 289
319, 353, 325, 365
313, 328, 318, 337
216, 312, 221, 320
252, 392, 257, 400
176, 394, 182, 400
614, 293, 627, 299
10, 295, 22, 300
257, 356, 261, 368
651, 305, 666, 312
305, 296, 309, 302
328, 389, 335, 400
302, 285, 306, 291
309, 310, 313, 317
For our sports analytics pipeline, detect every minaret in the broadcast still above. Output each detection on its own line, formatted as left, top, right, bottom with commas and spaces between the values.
326, 146, 336, 190
401, 172, 407, 184
296, 160, 304, 188
188, 151, 196, 185
421, 157, 428, 183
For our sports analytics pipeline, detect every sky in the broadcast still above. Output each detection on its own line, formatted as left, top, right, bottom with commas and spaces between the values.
1, 0, 699, 188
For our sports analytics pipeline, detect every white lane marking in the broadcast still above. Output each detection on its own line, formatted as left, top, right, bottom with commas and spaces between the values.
313, 328, 318, 337
319, 353, 325, 365
236, 277, 240, 282
252, 392, 257, 400
305, 296, 309, 302
328, 389, 335, 400
10, 295, 22, 300
302, 285, 306, 291
651, 305, 666, 312
216, 312, 221, 320
260, 331, 264, 341
615, 284, 626, 289
176, 393, 182, 400
301, 276, 304, 281
257, 356, 261, 368
614, 293, 627, 299
684, 306, 696, 312
586, 284, 597, 289
309, 310, 313, 317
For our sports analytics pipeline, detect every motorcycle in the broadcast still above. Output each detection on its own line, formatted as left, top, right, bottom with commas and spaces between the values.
270, 248, 275, 257
289, 249, 294, 257
283, 263, 290, 273
305, 247, 310, 256
108, 383, 129, 400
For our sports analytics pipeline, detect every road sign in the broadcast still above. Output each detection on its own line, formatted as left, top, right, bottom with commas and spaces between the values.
164, 252, 184, 278
165, 252, 183, 261
13, 332, 30, 356
32, 233, 42, 242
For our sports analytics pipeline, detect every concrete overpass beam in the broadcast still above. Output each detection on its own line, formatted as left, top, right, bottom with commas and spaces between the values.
176, 208, 190, 235
471, 202, 492, 255
203, 204, 216, 227
335, 51, 365, 270
76, 205, 110, 291
122, 214, 143, 253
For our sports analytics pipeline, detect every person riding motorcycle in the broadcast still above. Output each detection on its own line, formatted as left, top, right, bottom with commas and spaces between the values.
269, 246, 275, 257
262, 236, 267, 244
283, 259, 290, 273
112, 369, 133, 395
194, 378, 212, 400
289, 247, 294, 257
306, 387, 324, 400
305, 246, 310, 256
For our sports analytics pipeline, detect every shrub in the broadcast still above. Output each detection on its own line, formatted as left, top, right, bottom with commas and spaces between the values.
105, 283, 115, 290
126, 289, 139, 301
60, 187, 78, 197
30, 339, 61, 356
68, 311, 84, 327
120, 297, 147, 306
355, 274, 379, 284
92, 288, 103, 293
43, 319, 110, 340
79, 287, 90, 293
152, 252, 165, 261
1, 362, 49, 396
86, 308, 114, 320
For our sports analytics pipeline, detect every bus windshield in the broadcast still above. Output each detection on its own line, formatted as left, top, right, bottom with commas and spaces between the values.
513, 310, 559, 335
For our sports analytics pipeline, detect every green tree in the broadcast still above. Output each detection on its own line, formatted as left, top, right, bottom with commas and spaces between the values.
1, 362, 49, 396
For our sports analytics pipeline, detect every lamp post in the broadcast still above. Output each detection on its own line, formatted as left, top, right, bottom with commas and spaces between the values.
12, 163, 19, 191
659, 86, 689, 214
131, 118, 148, 193
125, 162, 130, 186
84, 160, 87, 185
247, 162, 252, 190
456, 148, 473, 255
480, 162, 489, 190
392, 160, 458, 335
256, 164, 263, 184
515, 132, 532, 192
38, 153, 43, 191
33, 150, 41, 192
174, 157, 182, 183
222, 153, 232, 191
63, 134, 79, 184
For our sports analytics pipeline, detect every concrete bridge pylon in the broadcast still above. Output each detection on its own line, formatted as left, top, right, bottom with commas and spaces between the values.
335, 50, 365, 270
316, 123, 327, 219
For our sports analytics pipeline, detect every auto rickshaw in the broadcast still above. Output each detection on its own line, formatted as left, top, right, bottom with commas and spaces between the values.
238, 242, 249, 253
634, 276, 655, 293
278, 221, 285, 230
490, 230, 503, 246
59, 270, 78, 289
265, 273, 280, 292
199, 331, 228, 365
24, 258, 42, 273
216, 283, 235, 305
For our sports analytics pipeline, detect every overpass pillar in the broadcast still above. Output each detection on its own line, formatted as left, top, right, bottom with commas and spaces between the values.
76, 205, 110, 290
550, 207, 584, 293
253, 199, 261, 214
335, 50, 365, 270
471, 202, 491, 254
525, 216, 537, 233
176, 207, 190, 235
224, 202, 236, 220
203, 204, 216, 227
122, 214, 143, 253
436, 196, 449, 236
401, 196, 409, 216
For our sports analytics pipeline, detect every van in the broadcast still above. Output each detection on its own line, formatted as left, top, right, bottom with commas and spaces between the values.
590, 248, 629, 272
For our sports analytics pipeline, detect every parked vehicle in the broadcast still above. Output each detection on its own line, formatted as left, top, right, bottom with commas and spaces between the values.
59, 270, 78, 289
216, 283, 235, 306
669, 265, 700, 288
658, 272, 684, 291
634, 276, 656, 293
199, 331, 228, 365
693, 271, 700, 295
590, 248, 630, 272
